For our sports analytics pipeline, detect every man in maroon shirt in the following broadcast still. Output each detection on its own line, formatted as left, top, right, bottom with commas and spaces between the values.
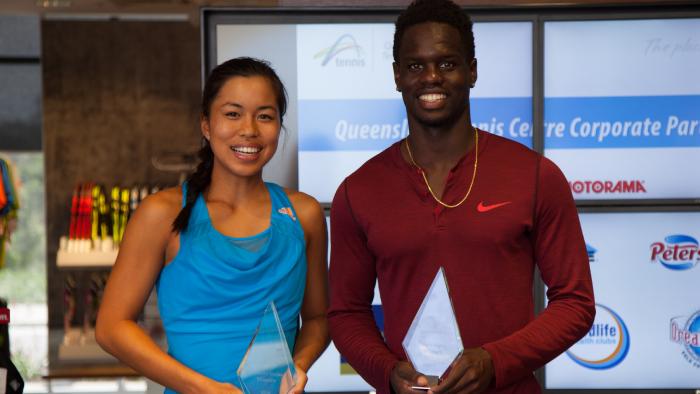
328, 0, 595, 393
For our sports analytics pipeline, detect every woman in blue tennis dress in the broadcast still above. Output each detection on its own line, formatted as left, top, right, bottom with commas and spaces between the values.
96, 58, 329, 394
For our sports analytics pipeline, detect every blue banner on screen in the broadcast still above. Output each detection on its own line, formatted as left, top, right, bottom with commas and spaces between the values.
298, 97, 532, 151
298, 99, 407, 151
471, 97, 532, 147
545, 95, 700, 149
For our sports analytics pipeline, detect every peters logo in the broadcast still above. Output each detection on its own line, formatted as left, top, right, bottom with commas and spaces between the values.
650, 234, 700, 271
314, 34, 366, 67
670, 310, 700, 368
569, 180, 646, 195
586, 243, 597, 262
566, 304, 630, 370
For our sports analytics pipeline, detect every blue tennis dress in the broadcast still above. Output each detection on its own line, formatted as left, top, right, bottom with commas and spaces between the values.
156, 182, 307, 393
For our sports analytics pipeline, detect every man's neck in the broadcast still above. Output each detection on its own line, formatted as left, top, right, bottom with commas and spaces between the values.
405, 116, 476, 173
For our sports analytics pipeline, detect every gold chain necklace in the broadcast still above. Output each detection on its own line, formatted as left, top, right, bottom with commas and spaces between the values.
404, 129, 478, 209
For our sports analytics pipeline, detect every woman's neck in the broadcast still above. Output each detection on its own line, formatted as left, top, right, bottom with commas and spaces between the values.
205, 166, 268, 206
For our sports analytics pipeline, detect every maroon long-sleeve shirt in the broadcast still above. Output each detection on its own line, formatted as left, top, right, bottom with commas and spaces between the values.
328, 130, 595, 394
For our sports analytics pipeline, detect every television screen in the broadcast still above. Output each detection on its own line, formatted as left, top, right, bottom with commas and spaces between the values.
545, 210, 700, 389
543, 18, 700, 201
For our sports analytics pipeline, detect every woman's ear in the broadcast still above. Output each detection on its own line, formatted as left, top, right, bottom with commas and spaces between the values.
200, 116, 210, 141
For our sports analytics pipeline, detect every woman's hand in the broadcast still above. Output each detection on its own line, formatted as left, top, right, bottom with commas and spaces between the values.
194, 380, 243, 394
286, 364, 308, 394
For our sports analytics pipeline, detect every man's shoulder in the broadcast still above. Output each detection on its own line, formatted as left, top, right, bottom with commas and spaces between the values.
475, 131, 552, 200
483, 132, 569, 181
481, 130, 540, 160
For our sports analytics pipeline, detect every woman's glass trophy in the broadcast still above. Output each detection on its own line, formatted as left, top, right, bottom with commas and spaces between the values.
402, 267, 463, 390
237, 301, 297, 394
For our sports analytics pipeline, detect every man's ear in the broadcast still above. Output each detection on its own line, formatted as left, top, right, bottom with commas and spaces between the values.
470, 58, 478, 88
393, 62, 401, 92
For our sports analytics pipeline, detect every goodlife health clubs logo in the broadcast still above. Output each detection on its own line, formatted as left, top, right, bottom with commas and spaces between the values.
314, 34, 366, 67
650, 234, 700, 271
566, 304, 630, 370
670, 310, 700, 369
569, 179, 646, 195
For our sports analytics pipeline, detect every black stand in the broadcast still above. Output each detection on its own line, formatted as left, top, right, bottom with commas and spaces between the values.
0, 298, 24, 394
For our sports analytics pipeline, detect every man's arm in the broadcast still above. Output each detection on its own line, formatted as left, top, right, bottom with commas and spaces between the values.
481, 156, 595, 389
328, 179, 400, 394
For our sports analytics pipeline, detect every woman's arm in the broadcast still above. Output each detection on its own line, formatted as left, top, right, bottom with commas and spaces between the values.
95, 189, 240, 394
288, 191, 330, 391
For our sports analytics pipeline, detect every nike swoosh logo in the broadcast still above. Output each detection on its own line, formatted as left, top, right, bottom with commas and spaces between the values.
477, 201, 512, 212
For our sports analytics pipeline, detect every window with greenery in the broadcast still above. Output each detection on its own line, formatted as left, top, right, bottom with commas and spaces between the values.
0, 152, 47, 382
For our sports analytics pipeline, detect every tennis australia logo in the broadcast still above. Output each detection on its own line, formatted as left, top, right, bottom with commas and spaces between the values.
314, 34, 366, 67
670, 310, 700, 368
566, 304, 630, 370
650, 234, 700, 271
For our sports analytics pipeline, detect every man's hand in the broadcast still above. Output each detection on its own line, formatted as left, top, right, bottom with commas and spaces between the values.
390, 361, 430, 393
430, 348, 494, 394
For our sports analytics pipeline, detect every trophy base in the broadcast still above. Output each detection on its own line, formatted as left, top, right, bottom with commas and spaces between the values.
411, 375, 439, 390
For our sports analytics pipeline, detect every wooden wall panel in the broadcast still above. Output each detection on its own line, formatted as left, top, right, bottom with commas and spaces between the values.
42, 20, 201, 330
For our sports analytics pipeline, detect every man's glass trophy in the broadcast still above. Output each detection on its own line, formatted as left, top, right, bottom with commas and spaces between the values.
402, 267, 463, 390
237, 301, 297, 394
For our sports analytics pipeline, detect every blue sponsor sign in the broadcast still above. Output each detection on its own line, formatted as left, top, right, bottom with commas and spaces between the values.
298, 99, 407, 151
298, 97, 533, 151
545, 95, 700, 149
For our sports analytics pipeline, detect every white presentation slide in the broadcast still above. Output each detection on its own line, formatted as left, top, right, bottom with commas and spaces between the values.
543, 19, 700, 200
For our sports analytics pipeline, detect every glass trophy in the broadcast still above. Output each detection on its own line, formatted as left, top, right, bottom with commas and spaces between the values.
237, 301, 297, 394
402, 267, 463, 389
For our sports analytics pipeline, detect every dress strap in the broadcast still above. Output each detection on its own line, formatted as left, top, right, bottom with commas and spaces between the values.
181, 182, 188, 208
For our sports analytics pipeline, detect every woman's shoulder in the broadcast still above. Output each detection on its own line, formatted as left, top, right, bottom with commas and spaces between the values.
284, 188, 321, 211
284, 188, 324, 228
134, 186, 184, 224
